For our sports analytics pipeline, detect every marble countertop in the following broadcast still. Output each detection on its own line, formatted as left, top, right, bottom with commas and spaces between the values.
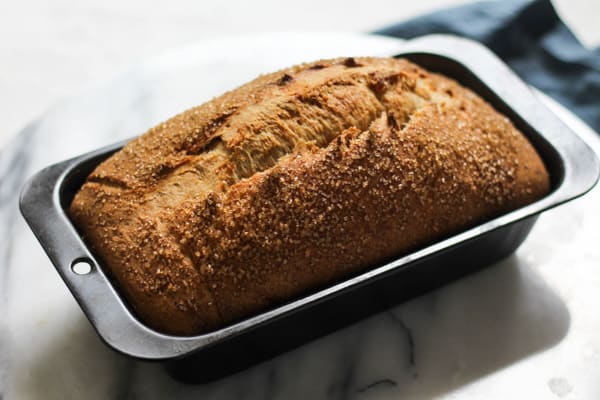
1, 32, 600, 399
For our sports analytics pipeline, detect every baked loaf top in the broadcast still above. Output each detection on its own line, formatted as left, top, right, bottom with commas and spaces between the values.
70, 57, 550, 335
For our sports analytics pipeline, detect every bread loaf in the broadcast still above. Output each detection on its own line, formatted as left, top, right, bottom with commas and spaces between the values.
70, 57, 550, 335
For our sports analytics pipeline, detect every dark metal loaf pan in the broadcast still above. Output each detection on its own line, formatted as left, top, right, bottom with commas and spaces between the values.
19, 35, 599, 383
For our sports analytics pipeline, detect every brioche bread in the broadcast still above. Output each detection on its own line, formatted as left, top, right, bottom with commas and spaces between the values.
70, 57, 550, 335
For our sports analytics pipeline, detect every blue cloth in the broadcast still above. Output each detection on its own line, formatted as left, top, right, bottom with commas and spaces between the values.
375, 0, 600, 132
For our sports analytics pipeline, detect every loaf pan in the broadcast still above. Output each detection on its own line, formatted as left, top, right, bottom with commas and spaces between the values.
19, 35, 599, 383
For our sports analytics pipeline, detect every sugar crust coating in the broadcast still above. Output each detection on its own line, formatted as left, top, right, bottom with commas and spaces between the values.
69, 57, 550, 335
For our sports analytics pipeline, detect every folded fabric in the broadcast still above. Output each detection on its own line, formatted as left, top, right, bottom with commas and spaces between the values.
375, 0, 600, 133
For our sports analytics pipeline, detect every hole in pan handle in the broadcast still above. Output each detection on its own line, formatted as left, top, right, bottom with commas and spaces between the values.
71, 258, 93, 275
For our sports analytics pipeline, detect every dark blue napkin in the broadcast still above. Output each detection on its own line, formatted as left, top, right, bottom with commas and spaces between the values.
375, 0, 600, 133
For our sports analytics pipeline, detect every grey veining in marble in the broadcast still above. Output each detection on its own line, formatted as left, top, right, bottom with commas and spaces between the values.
1, 33, 599, 399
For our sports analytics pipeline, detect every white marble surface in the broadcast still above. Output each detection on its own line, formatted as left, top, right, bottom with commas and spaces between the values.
1, 32, 600, 399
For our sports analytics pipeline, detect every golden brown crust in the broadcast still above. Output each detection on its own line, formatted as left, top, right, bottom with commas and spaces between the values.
69, 57, 550, 335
